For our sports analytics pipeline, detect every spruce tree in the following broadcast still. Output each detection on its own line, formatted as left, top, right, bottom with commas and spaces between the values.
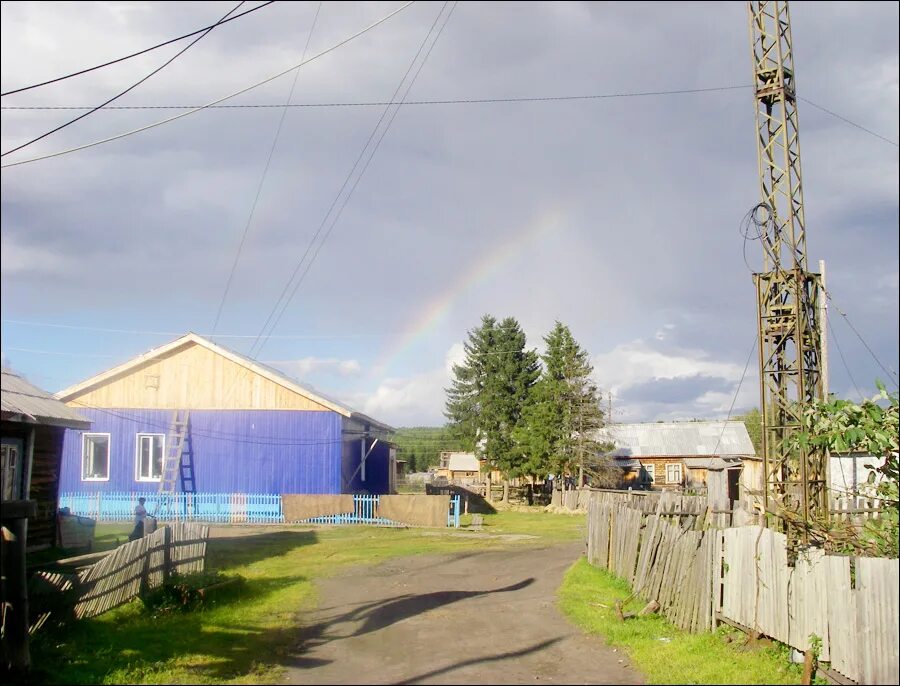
516, 322, 607, 488
444, 315, 497, 451
445, 315, 539, 499
482, 317, 540, 497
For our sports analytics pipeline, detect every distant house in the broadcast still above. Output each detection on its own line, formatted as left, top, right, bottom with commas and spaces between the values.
829, 452, 885, 502
436, 452, 481, 483
55, 333, 395, 498
1, 367, 91, 549
596, 421, 762, 508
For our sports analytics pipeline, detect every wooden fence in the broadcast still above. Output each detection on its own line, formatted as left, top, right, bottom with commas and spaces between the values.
586, 489, 899, 685
73, 522, 209, 618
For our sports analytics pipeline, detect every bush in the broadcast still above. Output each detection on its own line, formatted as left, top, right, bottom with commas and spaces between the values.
140, 570, 241, 616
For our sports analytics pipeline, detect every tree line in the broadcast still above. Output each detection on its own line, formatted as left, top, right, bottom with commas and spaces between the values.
444, 314, 617, 499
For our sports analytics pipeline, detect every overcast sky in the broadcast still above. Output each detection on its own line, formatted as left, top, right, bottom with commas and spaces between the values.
1, 1, 897, 427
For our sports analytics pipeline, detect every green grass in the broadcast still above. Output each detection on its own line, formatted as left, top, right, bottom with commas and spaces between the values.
558, 558, 807, 685
460, 508, 587, 541
31, 511, 579, 685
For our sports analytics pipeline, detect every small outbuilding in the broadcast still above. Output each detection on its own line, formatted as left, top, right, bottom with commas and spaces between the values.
2, 367, 91, 549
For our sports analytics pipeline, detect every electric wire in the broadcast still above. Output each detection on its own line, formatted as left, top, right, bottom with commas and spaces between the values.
821, 286, 899, 387
243, 1, 455, 364
0, 318, 380, 338
3, 84, 751, 109
4, 92, 894, 148
0, 1, 416, 169
828, 317, 865, 401
0, 2, 276, 97
799, 96, 899, 148
710, 338, 758, 460
210, 0, 322, 336
1, 2, 249, 157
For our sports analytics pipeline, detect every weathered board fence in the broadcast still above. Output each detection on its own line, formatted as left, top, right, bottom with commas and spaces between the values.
32, 522, 210, 621
586, 489, 899, 685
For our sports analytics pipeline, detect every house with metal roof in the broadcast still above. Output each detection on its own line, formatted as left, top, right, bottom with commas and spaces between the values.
435, 452, 481, 483
596, 420, 762, 506
54, 333, 395, 502
2, 367, 91, 549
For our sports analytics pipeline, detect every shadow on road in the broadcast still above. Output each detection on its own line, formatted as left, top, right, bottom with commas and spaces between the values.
399, 637, 564, 684
292, 578, 535, 658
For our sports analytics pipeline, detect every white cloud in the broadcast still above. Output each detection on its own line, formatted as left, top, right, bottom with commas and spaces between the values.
0, 234, 74, 276
592, 339, 744, 394
348, 344, 464, 426
265, 356, 362, 378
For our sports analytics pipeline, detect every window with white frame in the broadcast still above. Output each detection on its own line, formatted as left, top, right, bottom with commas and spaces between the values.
665, 462, 682, 484
643, 463, 655, 484
135, 433, 164, 481
82, 434, 110, 481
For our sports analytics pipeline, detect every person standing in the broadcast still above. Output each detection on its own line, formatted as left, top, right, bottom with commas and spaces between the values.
129, 497, 147, 541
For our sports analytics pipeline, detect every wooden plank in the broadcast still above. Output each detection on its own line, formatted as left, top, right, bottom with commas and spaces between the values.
856, 556, 899, 685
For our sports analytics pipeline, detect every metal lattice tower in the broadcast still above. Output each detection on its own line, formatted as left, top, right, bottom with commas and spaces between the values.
748, 0, 825, 539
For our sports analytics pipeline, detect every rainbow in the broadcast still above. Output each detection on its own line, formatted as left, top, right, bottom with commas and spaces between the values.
374, 209, 566, 376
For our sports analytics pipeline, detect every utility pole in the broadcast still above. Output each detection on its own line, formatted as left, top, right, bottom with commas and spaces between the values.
748, 1, 826, 544
819, 259, 829, 398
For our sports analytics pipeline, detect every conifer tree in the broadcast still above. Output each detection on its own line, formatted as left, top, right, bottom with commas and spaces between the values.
445, 315, 539, 499
515, 322, 607, 487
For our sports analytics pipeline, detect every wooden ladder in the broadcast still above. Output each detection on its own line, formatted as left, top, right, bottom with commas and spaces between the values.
159, 410, 190, 495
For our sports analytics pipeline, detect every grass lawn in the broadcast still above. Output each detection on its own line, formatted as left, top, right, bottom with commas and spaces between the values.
558, 558, 811, 685
30, 509, 579, 685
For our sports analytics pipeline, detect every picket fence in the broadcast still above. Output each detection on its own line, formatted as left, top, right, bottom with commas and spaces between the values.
59, 492, 462, 528
586, 489, 899, 684
59, 492, 282, 524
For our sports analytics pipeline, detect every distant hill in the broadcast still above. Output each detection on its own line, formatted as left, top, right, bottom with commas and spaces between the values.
393, 426, 466, 473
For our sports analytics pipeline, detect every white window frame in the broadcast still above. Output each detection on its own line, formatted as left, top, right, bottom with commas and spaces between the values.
665, 462, 683, 484
135, 433, 165, 482
82, 433, 111, 482
643, 463, 655, 484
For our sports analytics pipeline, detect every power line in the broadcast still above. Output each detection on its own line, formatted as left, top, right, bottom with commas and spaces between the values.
0, 1, 416, 169
799, 96, 899, 148
710, 338, 758, 459
828, 317, 864, 401
3, 91, 894, 148
0, 318, 380, 338
3, 84, 751, 110
821, 287, 899, 387
245, 1, 456, 363
1, 2, 251, 157
211, 0, 322, 336
0, 2, 276, 97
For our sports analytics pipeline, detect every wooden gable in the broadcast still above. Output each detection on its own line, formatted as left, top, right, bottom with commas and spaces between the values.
61, 340, 333, 411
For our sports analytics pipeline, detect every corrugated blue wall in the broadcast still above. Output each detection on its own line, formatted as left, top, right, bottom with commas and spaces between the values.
59, 409, 346, 494
341, 437, 390, 495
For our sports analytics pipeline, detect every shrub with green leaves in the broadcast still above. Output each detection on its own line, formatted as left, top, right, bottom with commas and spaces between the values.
140, 570, 240, 616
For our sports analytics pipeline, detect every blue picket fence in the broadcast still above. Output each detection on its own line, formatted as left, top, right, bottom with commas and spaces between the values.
58, 492, 461, 527
294, 494, 461, 528
58, 492, 282, 524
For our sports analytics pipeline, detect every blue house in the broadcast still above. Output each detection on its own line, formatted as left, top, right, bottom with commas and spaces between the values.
56, 333, 395, 500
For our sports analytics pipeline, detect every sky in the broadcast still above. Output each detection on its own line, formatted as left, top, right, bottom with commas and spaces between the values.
1, 1, 898, 427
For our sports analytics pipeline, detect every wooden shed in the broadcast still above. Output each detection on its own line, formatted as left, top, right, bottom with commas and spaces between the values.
1, 367, 91, 549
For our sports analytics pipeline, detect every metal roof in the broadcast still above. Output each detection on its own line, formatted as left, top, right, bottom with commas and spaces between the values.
597, 421, 755, 458
1, 368, 91, 429
446, 453, 480, 472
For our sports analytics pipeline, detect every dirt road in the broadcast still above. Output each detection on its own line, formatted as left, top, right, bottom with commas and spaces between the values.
282, 542, 643, 685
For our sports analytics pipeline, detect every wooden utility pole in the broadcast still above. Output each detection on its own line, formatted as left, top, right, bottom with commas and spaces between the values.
819, 259, 829, 398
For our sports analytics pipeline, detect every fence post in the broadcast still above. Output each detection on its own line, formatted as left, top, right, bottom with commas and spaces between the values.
162, 525, 172, 583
